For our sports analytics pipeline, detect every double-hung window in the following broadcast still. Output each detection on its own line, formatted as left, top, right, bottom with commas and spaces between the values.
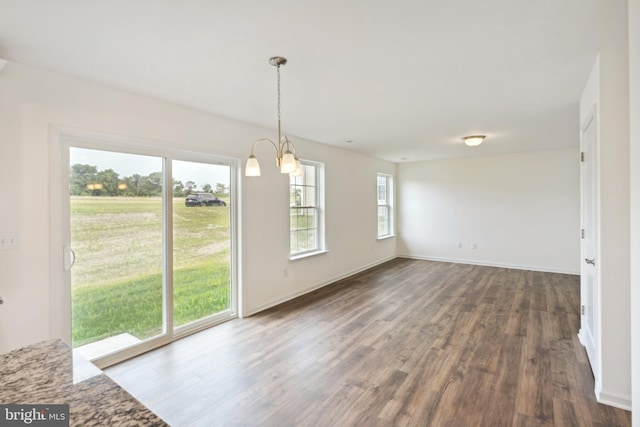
290, 161, 324, 257
377, 173, 393, 238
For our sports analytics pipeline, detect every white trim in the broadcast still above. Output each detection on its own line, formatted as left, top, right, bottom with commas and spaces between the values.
91, 335, 172, 369
230, 155, 242, 318
163, 157, 174, 335
49, 126, 72, 344
629, 0, 640, 419
289, 249, 330, 261
397, 254, 580, 275
377, 235, 395, 241
173, 309, 236, 339
596, 389, 632, 411
243, 255, 396, 316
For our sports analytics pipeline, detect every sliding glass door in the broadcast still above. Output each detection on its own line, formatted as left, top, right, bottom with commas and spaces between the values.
67, 144, 235, 366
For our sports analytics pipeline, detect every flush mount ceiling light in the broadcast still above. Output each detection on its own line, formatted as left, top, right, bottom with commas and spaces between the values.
462, 135, 486, 147
245, 56, 302, 177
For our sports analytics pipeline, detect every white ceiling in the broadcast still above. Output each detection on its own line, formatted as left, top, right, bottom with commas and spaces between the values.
0, 0, 622, 162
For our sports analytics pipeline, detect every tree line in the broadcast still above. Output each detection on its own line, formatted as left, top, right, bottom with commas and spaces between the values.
70, 164, 229, 197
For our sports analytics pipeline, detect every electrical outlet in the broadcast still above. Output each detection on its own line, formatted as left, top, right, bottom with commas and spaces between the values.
471, 242, 477, 250
0, 233, 18, 250
457, 241, 462, 249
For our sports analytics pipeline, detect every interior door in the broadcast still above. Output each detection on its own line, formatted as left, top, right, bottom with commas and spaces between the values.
579, 110, 600, 384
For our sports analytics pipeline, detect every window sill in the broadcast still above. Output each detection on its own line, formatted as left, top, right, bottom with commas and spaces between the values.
377, 234, 395, 241
289, 249, 330, 261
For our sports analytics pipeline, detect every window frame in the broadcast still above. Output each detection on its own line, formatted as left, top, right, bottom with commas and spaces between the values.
289, 160, 326, 259
377, 173, 394, 239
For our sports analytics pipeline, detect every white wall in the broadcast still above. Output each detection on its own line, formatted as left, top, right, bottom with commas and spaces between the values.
594, 5, 632, 408
628, 0, 640, 421
396, 149, 580, 274
0, 61, 396, 352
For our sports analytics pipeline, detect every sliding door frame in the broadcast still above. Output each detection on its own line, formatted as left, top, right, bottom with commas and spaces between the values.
50, 125, 239, 368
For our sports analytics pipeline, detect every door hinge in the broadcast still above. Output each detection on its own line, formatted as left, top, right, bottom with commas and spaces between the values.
581, 229, 585, 239
580, 152, 585, 162
581, 305, 585, 315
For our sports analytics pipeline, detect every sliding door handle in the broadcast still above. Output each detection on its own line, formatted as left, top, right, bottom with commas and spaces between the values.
64, 246, 76, 270
585, 258, 595, 266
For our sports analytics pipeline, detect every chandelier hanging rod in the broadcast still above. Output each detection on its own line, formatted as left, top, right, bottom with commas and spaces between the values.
245, 56, 301, 177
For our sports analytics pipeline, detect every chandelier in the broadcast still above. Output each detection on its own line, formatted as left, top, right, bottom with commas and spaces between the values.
245, 57, 302, 177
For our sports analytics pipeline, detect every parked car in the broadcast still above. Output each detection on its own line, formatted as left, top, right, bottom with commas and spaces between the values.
185, 193, 227, 207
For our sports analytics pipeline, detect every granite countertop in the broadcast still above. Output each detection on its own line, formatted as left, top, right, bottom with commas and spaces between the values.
0, 339, 167, 426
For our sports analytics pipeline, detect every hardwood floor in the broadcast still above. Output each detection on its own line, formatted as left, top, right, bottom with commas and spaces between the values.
105, 259, 631, 426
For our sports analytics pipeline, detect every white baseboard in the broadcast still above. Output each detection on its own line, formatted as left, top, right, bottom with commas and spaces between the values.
397, 254, 580, 276
578, 319, 631, 411
596, 389, 632, 411
243, 255, 397, 317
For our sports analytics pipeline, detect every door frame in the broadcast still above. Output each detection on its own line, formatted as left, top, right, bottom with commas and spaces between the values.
49, 125, 240, 368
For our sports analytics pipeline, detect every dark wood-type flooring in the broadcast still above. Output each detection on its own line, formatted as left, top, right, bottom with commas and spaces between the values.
106, 259, 632, 426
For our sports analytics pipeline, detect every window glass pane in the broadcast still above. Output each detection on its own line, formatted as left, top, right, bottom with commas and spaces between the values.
378, 206, 389, 236
303, 165, 316, 186
70, 148, 163, 355
172, 160, 231, 329
303, 187, 316, 207
306, 229, 317, 251
305, 208, 316, 228
378, 175, 387, 203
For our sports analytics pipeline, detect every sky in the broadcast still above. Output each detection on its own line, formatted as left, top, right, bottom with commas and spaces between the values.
70, 147, 230, 189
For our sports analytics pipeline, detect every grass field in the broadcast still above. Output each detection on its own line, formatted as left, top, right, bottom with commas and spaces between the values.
71, 196, 230, 347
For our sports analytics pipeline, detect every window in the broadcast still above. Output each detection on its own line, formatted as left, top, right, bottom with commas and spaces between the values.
290, 161, 324, 257
377, 173, 393, 238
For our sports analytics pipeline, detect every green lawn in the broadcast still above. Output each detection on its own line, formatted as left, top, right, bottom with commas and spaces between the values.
71, 196, 230, 347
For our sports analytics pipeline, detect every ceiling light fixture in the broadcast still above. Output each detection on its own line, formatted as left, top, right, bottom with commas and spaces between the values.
245, 57, 302, 177
462, 135, 485, 147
